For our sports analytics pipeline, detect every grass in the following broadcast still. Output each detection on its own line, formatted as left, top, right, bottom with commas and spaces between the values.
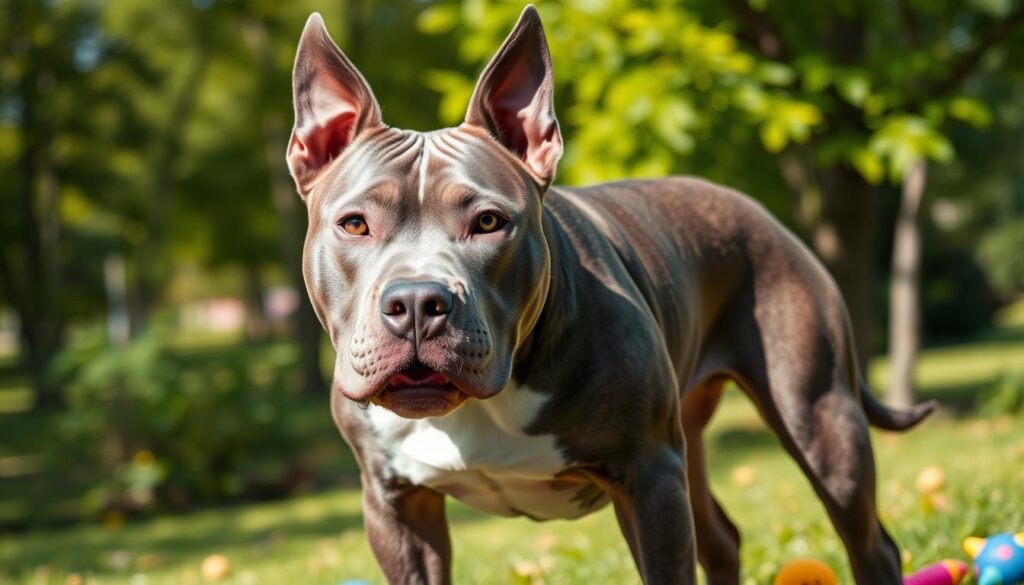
2, 317, 1023, 584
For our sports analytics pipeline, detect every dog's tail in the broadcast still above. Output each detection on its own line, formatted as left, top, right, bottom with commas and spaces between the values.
859, 380, 936, 431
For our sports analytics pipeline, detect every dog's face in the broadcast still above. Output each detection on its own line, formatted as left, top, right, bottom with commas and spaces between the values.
287, 8, 562, 419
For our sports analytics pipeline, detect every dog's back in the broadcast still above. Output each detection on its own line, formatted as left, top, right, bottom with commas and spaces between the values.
547, 176, 846, 385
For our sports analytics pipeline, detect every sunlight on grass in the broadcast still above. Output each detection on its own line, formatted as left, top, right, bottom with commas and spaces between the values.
5, 409, 1022, 584
870, 337, 1024, 396
869, 301, 1024, 402
2, 321, 1023, 584
0, 386, 34, 414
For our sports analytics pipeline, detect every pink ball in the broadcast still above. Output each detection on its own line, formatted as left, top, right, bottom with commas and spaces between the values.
904, 560, 970, 585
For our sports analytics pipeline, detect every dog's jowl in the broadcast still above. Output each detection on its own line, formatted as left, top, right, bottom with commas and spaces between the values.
286, 6, 934, 584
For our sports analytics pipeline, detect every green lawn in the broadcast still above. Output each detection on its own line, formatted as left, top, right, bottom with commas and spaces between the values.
2, 319, 1023, 584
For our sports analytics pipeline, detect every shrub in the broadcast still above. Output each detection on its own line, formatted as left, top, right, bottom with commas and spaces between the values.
54, 329, 309, 516
979, 371, 1024, 417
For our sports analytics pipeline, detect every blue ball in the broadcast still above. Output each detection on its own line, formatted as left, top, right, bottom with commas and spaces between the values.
972, 532, 1024, 585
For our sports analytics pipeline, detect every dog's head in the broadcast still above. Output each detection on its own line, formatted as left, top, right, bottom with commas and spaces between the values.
287, 7, 562, 418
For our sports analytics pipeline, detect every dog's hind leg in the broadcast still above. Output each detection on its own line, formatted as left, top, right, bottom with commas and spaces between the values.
680, 378, 741, 585
726, 287, 903, 584
752, 375, 902, 583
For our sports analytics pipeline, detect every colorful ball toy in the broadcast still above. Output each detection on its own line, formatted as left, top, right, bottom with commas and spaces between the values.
773, 558, 838, 585
904, 559, 969, 585
964, 532, 1024, 585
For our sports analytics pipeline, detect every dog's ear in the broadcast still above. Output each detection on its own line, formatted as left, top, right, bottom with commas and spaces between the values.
288, 13, 382, 198
465, 5, 562, 186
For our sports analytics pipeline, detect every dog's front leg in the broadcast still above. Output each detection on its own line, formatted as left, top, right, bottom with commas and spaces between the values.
362, 479, 451, 585
604, 445, 698, 585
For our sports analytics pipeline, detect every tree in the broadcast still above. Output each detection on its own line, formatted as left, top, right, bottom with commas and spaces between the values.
1, 0, 114, 404
420, 0, 1024, 404
888, 160, 926, 409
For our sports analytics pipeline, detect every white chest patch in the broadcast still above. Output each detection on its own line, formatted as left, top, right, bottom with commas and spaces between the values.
365, 384, 608, 520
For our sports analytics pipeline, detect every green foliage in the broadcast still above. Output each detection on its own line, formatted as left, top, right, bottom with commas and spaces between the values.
980, 371, 1024, 416
417, 0, 1024, 341
417, 4, 462, 35
754, 97, 822, 154
977, 219, 1024, 297
948, 96, 994, 128
54, 331, 306, 515
860, 115, 954, 184
422, 69, 476, 126
919, 246, 1001, 340
419, 2, 1024, 249
2, 0, 1019, 358
416, 0, 1019, 189
418, 1, 827, 186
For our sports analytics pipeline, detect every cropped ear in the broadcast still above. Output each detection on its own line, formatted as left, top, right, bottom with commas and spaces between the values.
465, 5, 562, 186
288, 13, 382, 197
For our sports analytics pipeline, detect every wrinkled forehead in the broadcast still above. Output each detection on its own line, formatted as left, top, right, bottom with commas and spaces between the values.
310, 127, 535, 213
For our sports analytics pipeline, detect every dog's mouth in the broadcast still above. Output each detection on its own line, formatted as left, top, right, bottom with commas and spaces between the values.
371, 361, 468, 418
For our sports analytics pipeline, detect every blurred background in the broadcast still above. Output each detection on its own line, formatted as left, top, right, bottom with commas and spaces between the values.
1, 0, 1022, 583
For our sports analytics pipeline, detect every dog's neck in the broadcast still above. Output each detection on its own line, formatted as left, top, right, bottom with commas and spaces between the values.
513, 197, 580, 383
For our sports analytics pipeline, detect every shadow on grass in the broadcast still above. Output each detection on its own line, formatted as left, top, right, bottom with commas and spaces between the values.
918, 379, 993, 415
3, 503, 364, 576
930, 322, 1024, 347
910, 323, 1024, 414
709, 424, 777, 455
2, 491, 502, 578
704, 376, 1001, 460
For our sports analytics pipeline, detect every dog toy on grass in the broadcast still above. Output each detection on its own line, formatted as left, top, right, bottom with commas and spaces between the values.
200, 554, 231, 581
964, 532, 1024, 585
774, 558, 838, 585
904, 559, 969, 585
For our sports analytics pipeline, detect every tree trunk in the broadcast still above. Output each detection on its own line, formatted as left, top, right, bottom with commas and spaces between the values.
244, 263, 270, 343
134, 40, 210, 331
886, 160, 926, 409
10, 16, 62, 406
16, 128, 62, 406
242, 18, 327, 396
813, 13, 880, 368
816, 163, 877, 368
16, 94, 51, 403
777, 147, 821, 237
104, 254, 131, 347
35, 134, 63, 407
261, 112, 326, 396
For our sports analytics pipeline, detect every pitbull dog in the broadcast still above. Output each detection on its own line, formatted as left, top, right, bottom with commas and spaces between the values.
286, 6, 934, 584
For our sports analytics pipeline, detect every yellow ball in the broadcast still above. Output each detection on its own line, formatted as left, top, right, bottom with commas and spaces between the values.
915, 465, 946, 495
200, 554, 231, 582
774, 558, 839, 585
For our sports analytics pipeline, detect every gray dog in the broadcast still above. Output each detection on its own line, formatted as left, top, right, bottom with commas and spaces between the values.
286, 6, 933, 584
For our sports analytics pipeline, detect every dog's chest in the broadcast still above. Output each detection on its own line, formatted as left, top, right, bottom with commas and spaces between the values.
365, 385, 608, 520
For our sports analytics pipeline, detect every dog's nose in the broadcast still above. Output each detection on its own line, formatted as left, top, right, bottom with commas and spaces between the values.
380, 281, 454, 341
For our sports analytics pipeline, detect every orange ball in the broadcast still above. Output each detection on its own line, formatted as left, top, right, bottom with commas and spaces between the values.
774, 558, 839, 585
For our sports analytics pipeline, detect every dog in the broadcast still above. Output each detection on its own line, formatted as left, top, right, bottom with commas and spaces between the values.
286, 6, 934, 583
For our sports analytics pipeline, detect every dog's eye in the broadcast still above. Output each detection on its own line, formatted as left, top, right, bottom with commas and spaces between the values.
340, 215, 369, 237
474, 212, 507, 234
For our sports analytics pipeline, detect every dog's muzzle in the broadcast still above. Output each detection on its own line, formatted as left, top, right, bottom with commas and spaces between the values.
379, 280, 454, 343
